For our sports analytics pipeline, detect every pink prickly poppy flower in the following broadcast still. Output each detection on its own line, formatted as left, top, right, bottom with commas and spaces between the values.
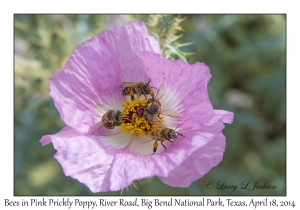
40, 20, 234, 193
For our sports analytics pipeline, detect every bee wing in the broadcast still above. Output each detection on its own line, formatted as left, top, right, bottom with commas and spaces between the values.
120, 82, 133, 88
152, 115, 166, 128
159, 109, 181, 118
94, 104, 110, 115
154, 84, 166, 101
92, 122, 104, 134
91, 104, 111, 133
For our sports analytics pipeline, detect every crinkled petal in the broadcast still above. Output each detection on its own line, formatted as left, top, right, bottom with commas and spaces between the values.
159, 132, 226, 187
101, 20, 161, 64
40, 126, 218, 192
158, 110, 233, 187
139, 51, 215, 127
50, 38, 124, 134
99, 20, 160, 82
41, 127, 119, 192
50, 21, 160, 133
108, 131, 215, 191
148, 35, 161, 55
214, 110, 234, 124
185, 110, 234, 134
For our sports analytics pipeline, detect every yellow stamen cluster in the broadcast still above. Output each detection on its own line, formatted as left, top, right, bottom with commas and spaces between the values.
121, 98, 161, 137
121, 98, 148, 114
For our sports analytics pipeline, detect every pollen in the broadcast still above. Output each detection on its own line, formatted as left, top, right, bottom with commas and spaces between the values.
149, 89, 155, 97
121, 98, 160, 137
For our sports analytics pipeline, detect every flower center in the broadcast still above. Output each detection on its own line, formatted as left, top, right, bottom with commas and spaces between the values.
120, 97, 162, 137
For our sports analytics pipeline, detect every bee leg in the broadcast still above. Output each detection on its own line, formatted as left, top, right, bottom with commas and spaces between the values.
160, 141, 167, 151
165, 139, 174, 144
152, 141, 158, 155
108, 123, 115, 129
110, 121, 117, 129
176, 132, 185, 137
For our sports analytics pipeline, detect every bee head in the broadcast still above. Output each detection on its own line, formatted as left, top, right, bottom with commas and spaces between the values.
141, 78, 152, 94
149, 103, 159, 114
169, 129, 177, 139
142, 83, 151, 94
122, 88, 127, 96
116, 110, 122, 121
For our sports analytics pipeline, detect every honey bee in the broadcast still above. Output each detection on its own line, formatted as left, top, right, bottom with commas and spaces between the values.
92, 104, 123, 134
150, 126, 185, 155
144, 84, 179, 125
120, 79, 153, 100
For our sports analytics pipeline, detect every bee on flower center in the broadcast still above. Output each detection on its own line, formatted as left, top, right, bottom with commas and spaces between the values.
95, 79, 182, 155
144, 84, 179, 126
92, 104, 123, 134
120, 98, 159, 137
144, 100, 161, 124
120, 79, 154, 101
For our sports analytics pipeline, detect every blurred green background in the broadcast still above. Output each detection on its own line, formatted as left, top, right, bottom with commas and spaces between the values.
14, 14, 286, 196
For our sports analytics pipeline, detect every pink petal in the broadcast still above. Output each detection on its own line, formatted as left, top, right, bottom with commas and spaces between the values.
139, 51, 215, 126
100, 20, 161, 82
159, 132, 226, 187
157, 109, 233, 187
183, 110, 234, 134
41, 127, 117, 192
108, 131, 215, 191
214, 110, 234, 124
40, 126, 217, 192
